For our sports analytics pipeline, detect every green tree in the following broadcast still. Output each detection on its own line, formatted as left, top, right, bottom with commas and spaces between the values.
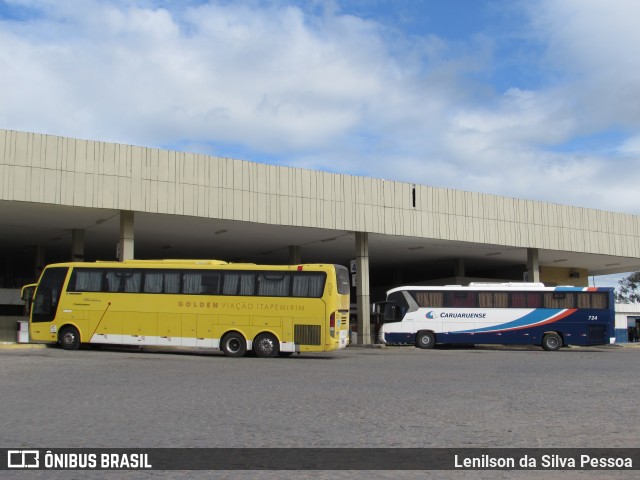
615, 271, 640, 303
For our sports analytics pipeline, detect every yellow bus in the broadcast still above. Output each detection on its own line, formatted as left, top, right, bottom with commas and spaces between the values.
25, 260, 351, 357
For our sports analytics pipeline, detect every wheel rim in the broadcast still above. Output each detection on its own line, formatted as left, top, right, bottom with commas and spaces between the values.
227, 338, 241, 354
63, 331, 75, 347
258, 337, 275, 355
421, 335, 430, 346
547, 337, 558, 348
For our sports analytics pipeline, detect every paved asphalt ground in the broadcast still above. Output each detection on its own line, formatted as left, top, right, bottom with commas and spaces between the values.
1, 343, 638, 479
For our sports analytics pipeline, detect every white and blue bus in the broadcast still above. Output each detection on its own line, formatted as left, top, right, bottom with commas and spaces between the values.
377, 283, 615, 351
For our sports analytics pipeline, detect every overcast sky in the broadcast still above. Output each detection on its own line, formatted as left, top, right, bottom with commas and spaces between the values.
1, 0, 639, 215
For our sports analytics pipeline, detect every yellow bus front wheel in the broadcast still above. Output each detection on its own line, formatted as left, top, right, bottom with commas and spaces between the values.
59, 326, 80, 351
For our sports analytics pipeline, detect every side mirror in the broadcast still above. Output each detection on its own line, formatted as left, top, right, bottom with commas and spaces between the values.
21, 284, 36, 303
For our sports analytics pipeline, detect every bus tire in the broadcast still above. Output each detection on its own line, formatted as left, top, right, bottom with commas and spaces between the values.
253, 333, 279, 358
59, 326, 80, 350
542, 332, 562, 351
220, 332, 247, 357
415, 331, 435, 349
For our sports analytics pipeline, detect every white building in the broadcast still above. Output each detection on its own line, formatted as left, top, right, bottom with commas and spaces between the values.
615, 304, 640, 343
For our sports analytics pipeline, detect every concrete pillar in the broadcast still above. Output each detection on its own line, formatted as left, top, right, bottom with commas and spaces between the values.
118, 211, 135, 261
392, 267, 403, 286
71, 229, 85, 262
289, 245, 301, 265
454, 258, 465, 279
356, 232, 371, 345
527, 248, 540, 283
34, 245, 45, 279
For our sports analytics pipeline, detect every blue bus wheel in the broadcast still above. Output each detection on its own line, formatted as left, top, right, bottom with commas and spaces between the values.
416, 331, 435, 349
542, 332, 562, 351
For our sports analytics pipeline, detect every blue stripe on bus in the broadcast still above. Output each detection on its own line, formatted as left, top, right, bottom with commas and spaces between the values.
457, 309, 566, 334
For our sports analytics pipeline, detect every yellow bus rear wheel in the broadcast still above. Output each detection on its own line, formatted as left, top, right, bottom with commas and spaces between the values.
253, 333, 279, 358
220, 332, 247, 357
